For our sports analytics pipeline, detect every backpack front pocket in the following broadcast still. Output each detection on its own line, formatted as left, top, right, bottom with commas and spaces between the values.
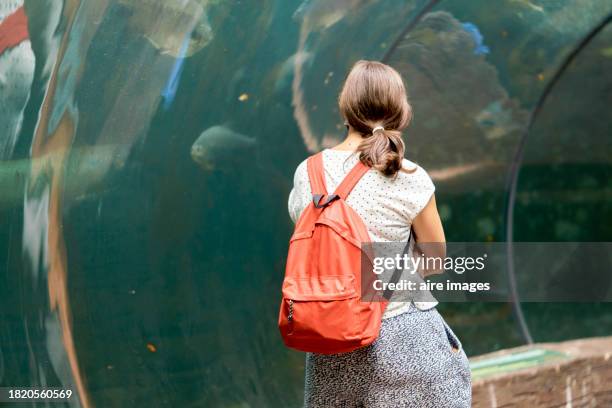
279, 275, 364, 348
281, 275, 357, 301
280, 295, 362, 345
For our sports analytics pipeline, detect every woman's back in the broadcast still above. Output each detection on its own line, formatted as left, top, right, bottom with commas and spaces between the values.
288, 148, 439, 317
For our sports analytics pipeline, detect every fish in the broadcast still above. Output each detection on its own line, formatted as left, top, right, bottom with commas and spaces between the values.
118, 0, 213, 57
475, 100, 524, 140
190, 125, 257, 171
461, 22, 490, 55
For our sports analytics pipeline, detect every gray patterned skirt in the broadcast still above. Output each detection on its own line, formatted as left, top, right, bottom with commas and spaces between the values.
303, 304, 472, 407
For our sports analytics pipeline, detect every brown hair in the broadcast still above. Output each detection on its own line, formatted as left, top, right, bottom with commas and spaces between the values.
338, 60, 414, 177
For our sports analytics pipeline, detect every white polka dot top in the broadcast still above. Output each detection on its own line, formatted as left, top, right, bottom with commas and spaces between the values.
288, 148, 439, 319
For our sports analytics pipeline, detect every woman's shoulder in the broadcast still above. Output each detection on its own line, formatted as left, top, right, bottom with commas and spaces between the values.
401, 157, 426, 171
396, 158, 436, 221
294, 157, 309, 175
398, 158, 435, 186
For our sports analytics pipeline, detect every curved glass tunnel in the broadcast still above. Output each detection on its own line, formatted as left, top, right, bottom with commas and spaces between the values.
0, 0, 611, 406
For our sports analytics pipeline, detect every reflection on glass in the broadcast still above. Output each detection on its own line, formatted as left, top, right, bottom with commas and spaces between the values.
0, 1, 610, 406
512, 19, 612, 343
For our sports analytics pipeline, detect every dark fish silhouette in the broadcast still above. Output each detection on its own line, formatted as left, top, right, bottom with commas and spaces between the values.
190, 125, 257, 171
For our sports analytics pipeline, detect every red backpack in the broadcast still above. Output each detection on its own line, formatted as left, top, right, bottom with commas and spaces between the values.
278, 152, 388, 354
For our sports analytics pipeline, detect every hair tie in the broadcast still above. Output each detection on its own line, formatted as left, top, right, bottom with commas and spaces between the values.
372, 125, 385, 134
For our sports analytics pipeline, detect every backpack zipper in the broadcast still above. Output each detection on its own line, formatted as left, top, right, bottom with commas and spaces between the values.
287, 299, 294, 334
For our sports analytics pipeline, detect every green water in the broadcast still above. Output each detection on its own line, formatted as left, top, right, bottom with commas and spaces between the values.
0, 0, 611, 406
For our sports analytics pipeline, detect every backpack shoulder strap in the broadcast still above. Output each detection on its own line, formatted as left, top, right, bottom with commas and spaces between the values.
306, 152, 327, 196
333, 160, 370, 200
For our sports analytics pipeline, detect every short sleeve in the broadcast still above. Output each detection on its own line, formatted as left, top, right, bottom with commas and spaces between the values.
404, 161, 436, 222
287, 159, 311, 223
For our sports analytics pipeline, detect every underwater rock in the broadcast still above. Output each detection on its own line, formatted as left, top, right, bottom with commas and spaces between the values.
384, 10, 529, 191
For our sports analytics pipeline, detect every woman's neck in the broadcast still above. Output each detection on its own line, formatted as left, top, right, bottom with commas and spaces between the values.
330, 129, 363, 151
